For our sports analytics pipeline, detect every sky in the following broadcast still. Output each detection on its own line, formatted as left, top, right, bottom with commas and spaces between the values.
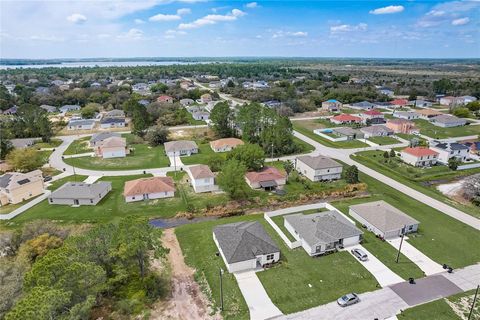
0, 0, 479, 59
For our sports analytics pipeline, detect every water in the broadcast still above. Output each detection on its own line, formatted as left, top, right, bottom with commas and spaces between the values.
0, 60, 203, 70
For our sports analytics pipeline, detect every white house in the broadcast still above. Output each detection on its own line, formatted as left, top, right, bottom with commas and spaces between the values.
295, 155, 343, 182
67, 119, 95, 130
401, 147, 439, 167
187, 165, 216, 193
123, 177, 175, 202
48, 182, 111, 206
430, 142, 470, 164
95, 137, 129, 159
392, 111, 419, 120
430, 115, 467, 128
360, 125, 394, 138
210, 138, 244, 152
192, 111, 210, 121
284, 211, 363, 256
164, 140, 198, 157
100, 118, 126, 129
213, 221, 280, 273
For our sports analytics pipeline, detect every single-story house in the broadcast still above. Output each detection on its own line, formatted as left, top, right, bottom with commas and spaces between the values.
192, 111, 210, 121
349, 200, 419, 239
0, 170, 44, 206
330, 114, 362, 125
408, 100, 433, 108
360, 110, 384, 124
460, 96, 477, 104
439, 96, 463, 106
391, 99, 408, 107
284, 210, 363, 256
378, 88, 394, 97
210, 138, 244, 152
95, 137, 129, 159
39, 104, 57, 113
138, 99, 150, 106
100, 117, 126, 129
213, 221, 280, 273
200, 93, 212, 104
386, 119, 418, 134
187, 165, 216, 193
123, 176, 175, 202
393, 111, 419, 120
321, 99, 342, 112
48, 181, 111, 206
360, 125, 394, 138
430, 115, 466, 128
105, 109, 125, 118
430, 142, 469, 164
332, 127, 364, 140
67, 119, 95, 130
401, 147, 439, 167
10, 138, 39, 149
157, 95, 174, 104
180, 98, 194, 106
90, 132, 121, 147
373, 101, 395, 109
245, 166, 286, 191
59, 104, 80, 113
180, 81, 196, 91
415, 109, 444, 120
263, 100, 282, 108
350, 101, 375, 110
164, 140, 198, 157
295, 155, 343, 181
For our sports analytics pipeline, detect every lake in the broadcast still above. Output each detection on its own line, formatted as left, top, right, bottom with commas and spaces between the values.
0, 60, 205, 70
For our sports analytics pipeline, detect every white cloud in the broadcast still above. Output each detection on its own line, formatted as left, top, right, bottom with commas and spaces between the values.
177, 8, 191, 15
272, 30, 308, 38
369, 5, 404, 15
330, 23, 367, 33
134, 19, 145, 24
246, 2, 258, 8
289, 31, 307, 37
164, 29, 187, 38
427, 10, 446, 17
149, 13, 181, 22
452, 17, 470, 25
417, 1, 479, 28
66, 13, 87, 24
119, 28, 144, 40
178, 9, 246, 29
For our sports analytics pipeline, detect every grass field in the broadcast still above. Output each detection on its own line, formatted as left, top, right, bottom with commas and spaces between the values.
413, 119, 480, 138
367, 136, 401, 145
63, 137, 92, 155
396, 133, 428, 144
33, 138, 62, 149
46, 174, 88, 190
181, 142, 226, 165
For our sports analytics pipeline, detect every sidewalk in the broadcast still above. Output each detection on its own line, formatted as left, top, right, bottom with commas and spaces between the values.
0, 190, 51, 220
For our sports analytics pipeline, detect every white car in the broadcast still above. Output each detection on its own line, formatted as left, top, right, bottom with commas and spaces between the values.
351, 248, 368, 261
337, 293, 360, 307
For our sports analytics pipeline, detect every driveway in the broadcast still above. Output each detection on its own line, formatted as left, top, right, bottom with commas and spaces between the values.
346, 245, 404, 287
387, 237, 444, 276
169, 155, 184, 168
234, 271, 283, 320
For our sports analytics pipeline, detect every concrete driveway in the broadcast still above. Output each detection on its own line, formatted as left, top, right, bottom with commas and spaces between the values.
346, 245, 404, 287
234, 271, 283, 320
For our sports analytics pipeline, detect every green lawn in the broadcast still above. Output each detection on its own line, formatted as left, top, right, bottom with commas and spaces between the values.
367, 136, 401, 145
64, 143, 170, 170
63, 137, 92, 155
292, 136, 315, 154
33, 138, 62, 149
12, 175, 229, 224
181, 142, 226, 166
352, 150, 480, 219
396, 133, 427, 144
413, 119, 480, 138
293, 122, 369, 149
186, 112, 207, 125
0, 194, 44, 215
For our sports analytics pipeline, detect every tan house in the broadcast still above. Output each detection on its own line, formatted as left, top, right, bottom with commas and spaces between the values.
0, 170, 44, 205
386, 119, 418, 134
187, 165, 217, 193
245, 166, 286, 191
415, 109, 444, 120
123, 177, 175, 202
210, 138, 244, 152
95, 137, 129, 159
200, 93, 212, 104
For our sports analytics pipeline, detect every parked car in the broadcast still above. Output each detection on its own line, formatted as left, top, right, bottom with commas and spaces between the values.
43, 176, 52, 182
351, 248, 368, 261
337, 293, 360, 307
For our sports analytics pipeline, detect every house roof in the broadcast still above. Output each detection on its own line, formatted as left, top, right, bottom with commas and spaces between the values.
60, 104, 80, 111
189, 165, 215, 179
68, 119, 95, 126
391, 99, 408, 105
245, 166, 286, 184
387, 119, 415, 125
285, 211, 363, 248
331, 114, 362, 122
90, 132, 121, 144
394, 111, 417, 117
100, 117, 125, 124
360, 125, 393, 135
39, 105, 57, 112
432, 114, 465, 124
415, 109, 443, 116
50, 181, 111, 199
363, 110, 382, 116
349, 200, 419, 233
297, 155, 342, 170
157, 95, 173, 102
432, 142, 469, 151
0, 170, 43, 190
98, 137, 126, 148
333, 127, 362, 136
105, 109, 125, 117
123, 177, 174, 196
210, 138, 244, 149
164, 140, 198, 153
352, 101, 375, 108
402, 147, 439, 157
213, 221, 279, 264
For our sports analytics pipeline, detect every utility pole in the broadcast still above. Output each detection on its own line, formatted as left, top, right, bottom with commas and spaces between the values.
396, 225, 407, 263
468, 284, 479, 320
219, 268, 224, 311
271, 143, 274, 160
173, 150, 177, 178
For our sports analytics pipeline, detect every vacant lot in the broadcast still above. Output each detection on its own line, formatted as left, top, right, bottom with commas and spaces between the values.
63, 137, 92, 155
413, 119, 480, 138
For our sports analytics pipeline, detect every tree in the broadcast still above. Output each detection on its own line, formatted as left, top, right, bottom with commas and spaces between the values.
344, 165, 359, 184
6, 148, 44, 172
217, 160, 249, 200
206, 153, 224, 172
452, 107, 471, 118
210, 102, 234, 138
80, 103, 100, 119
0, 139, 13, 160
383, 151, 389, 159
390, 149, 396, 157
283, 161, 294, 177
463, 173, 480, 204
150, 83, 168, 93
17, 233, 63, 263
131, 105, 151, 137
448, 157, 460, 171
227, 143, 265, 171
145, 125, 169, 146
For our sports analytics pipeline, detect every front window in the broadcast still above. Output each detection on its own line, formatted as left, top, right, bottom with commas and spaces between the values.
266, 254, 274, 260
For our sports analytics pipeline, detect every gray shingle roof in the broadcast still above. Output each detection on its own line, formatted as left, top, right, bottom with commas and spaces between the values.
50, 181, 111, 199
360, 125, 393, 135
285, 211, 362, 248
0, 174, 12, 188
297, 155, 342, 170
432, 115, 466, 124
68, 119, 95, 126
90, 132, 121, 144
213, 221, 279, 264
100, 117, 125, 124
433, 142, 469, 151
164, 140, 198, 153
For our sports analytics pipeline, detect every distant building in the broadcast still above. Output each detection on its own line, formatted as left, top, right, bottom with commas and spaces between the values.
378, 88, 394, 97
360, 125, 394, 138
408, 100, 433, 108
386, 119, 418, 135
100, 117, 126, 129
330, 114, 362, 125
59, 104, 81, 113
192, 111, 210, 121
90, 132, 121, 147
430, 115, 466, 128
200, 93, 212, 104
263, 100, 282, 109
392, 111, 419, 120
49, 182, 112, 206
39, 104, 57, 113
104, 109, 125, 118
180, 98, 195, 106
321, 99, 342, 112
245, 166, 286, 191
351, 101, 376, 110
157, 95, 174, 104
94, 137, 129, 159
391, 99, 408, 107
415, 109, 444, 120
67, 119, 95, 130
210, 138, 244, 152
360, 110, 384, 124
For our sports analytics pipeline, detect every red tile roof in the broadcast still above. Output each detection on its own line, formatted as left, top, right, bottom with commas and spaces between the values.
123, 177, 175, 196
157, 95, 173, 102
391, 99, 408, 105
363, 110, 382, 116
331, 114, 362, 122
402, 147, 439, 157
245, 166, 286, 183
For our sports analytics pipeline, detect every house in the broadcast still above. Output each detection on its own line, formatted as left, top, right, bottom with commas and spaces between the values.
180, 98, 194, 106
439, 96, 462, 106
408, 100, 433, 108
391, 99, 408, 108
95, 137, 129, 159
284, 211, 363, 256
331, 127, 364, 140
415, 109, 444, 120
51, 79, 65, 86
39, 105, 57, 113
462, 141, 480, 155
100, 118, 126, 129
67, 119, 95, 130
48, 181, 111, 206
0, 170, 44, 206
213, 221, 280, 273
192, 111, 210, 121
186, 105, 203, 114
460, 96, 477, 104
35, 87, 50, 95
210, 138, 244, 152
360, 110, 385, 124
123, 177, 175, 202
3, 106, 18, 115
263, 100, 282, 109
90, 82, 101, 88
392, 111, 419, 120
157, 95, 174, 104
360, 125, 394, 138
164, 140, 198, 157
373, 101, 395, 109
138, 99, 150, 106
59, 104, 80, 113
430, 115, 466, 128
90, 132, 121, 147
351, 101, 375, 110
200, 93, 212, 104
378, 88, 394, 97
430, 142, 469, 164
386, 119, 418, 134
295, 155, 343, 181
401, 147, 439, 167
105, 109, 125, 118
349, 201, 419, 239
321, 99, 342, 112
180, 81, 196, 91
132, 83, 149, 94
245, 166, 286, 191
330, 114, 362, 125
187, 165, 216, 193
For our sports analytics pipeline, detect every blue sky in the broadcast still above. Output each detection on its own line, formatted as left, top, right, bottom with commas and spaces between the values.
0, 0, 479, 59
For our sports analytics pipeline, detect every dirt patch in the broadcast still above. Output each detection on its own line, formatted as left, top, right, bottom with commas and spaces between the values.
445, 294, 480, 320
150, 229, 220, 320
